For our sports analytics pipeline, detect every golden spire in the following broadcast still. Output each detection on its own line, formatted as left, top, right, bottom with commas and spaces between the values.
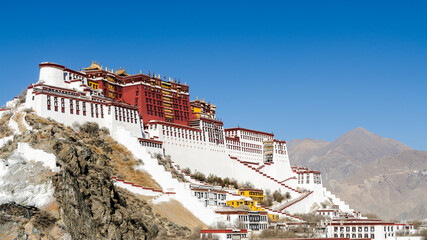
84, 60, 102, 71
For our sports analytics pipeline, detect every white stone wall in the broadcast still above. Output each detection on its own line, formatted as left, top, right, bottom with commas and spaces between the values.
25, 87, 143, 138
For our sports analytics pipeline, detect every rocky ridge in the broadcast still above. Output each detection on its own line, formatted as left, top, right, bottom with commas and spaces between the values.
0, 110, 190, 239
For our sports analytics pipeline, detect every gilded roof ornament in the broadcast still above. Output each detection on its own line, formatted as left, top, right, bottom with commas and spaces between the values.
116, 67, 129, 76
84, 61, 102, 70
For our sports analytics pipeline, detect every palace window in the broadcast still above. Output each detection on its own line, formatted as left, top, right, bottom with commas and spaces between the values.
76, 101, 80, 115
70, 99, 74, 114
47, 96, 51, 110
127, 109, 130, 122
91, 104, 94, 117
82, 102, 86, 116
61, 98, 65, 113
95, 104, 99, 118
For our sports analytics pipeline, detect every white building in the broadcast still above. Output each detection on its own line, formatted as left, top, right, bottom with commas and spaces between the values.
200, 229, 248, 240
25, 62, 143, 138
191, 184, 228, 207
215, 209, 269, 231
324, 219, 416, 240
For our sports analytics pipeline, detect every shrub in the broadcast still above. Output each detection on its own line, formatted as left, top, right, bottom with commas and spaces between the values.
79, 122, 100, 136
273, 190, 284, 203
240, 181, 255, 189
293, 213, 326, 223
206, 174, 222, 185
0, 113, 13, 137
191, 171, 206, 182
182, 167, 191, 175
100, 127, 110, 135
261, 198, 273, 207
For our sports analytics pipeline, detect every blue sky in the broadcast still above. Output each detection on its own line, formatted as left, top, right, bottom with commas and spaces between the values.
1, 1, 426, 150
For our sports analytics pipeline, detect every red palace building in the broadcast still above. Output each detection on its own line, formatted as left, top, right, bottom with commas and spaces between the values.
83, 61, 191, 126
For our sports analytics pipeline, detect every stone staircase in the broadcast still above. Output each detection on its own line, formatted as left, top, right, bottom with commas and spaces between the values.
274, 191, 314, 212
229, 156, 300, 194
260, 205, 304, 222
322, 187, 353, 212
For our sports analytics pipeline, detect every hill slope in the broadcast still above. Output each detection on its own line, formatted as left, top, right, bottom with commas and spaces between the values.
0, 109, 191, 239
288, 128, 427, 220
289, 127, 412, 180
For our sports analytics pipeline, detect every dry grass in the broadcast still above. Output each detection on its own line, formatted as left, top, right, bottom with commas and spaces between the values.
105, 136, 161, 189
152, 200, 206, 229
0, 112, 13, 138
13, 112, 26, 133
137, 195, 206, 230
25, 114, 161, 189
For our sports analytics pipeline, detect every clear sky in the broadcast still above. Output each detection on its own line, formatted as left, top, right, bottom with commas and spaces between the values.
1, 1, 426, 150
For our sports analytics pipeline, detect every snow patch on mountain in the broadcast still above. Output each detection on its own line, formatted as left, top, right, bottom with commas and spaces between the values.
0, 142, 57, 208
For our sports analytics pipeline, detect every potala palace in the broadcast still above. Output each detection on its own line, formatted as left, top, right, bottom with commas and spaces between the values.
20, 61, 417, 239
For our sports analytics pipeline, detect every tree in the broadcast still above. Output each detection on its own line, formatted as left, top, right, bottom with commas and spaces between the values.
182, 167, 191, 175
273, 190, 284, 203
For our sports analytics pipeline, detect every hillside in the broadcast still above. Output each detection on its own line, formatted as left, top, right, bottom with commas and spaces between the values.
288, 128, 427, 220
336, 150, 427, 220
0, 108, 191, 239
289, 127, 412, 180
286, 138, 329, 165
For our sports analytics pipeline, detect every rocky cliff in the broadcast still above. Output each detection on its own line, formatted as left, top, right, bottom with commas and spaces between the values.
0, 110, 190, 239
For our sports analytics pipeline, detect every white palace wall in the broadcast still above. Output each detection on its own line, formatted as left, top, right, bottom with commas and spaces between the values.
146, 124, 302, 199
25, 87, 143, 138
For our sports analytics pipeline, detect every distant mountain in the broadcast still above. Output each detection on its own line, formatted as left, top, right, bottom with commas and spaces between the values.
288, 127, 412, 181
287, 138, 329, 165
287, 128, 427, 220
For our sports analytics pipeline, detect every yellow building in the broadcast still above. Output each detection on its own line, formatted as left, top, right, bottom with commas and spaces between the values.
226, 199, 280, 222
238, 189, 264, 202
226, 199, 263, 211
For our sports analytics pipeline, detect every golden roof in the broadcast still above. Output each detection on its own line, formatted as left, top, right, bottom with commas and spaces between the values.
115, 67, 129, 76
84, 61, 102, 71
